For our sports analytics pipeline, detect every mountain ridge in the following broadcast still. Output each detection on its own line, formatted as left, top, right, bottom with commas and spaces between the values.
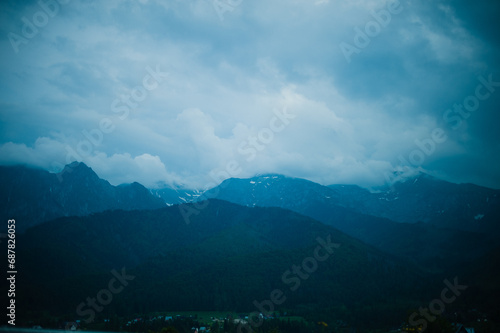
0, 162, 165, 232
199, 173, 499, 272
202, 172, 500, 233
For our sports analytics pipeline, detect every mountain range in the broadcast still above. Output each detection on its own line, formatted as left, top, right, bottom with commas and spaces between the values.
201, 174, 500, 272
203, 173, 500, 233
0, 162, 165, 232
1, 162, 499, 331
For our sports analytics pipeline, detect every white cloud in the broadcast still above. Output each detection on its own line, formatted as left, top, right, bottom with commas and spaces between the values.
86, 152, 183, 188
0, 138, 67, 171
0, 139, 182, 188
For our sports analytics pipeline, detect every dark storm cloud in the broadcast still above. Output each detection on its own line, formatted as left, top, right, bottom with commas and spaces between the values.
0, 0, 499, 189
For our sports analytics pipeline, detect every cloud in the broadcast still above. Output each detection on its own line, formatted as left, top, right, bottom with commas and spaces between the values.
0, 0, 499, 189
0, 138, 181, 188
0, 138, 67, 170
85, 152, 182, 188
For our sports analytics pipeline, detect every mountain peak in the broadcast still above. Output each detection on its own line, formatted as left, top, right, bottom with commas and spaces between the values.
58, 162, 99, 181
61, 161, 89, 172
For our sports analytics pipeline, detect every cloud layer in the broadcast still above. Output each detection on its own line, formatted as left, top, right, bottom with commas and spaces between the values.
1, 0, 499, 189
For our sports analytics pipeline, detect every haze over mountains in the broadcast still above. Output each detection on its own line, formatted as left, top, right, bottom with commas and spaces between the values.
1, 162, 500, 331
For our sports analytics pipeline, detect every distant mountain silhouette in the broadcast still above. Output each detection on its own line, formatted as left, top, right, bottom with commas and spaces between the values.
0, 162, 165, 232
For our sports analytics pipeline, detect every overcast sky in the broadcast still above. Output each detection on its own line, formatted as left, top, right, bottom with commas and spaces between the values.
1, 0, 499, 190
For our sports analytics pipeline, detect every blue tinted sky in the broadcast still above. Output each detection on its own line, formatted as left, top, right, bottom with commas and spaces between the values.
1, 0, 499, 189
